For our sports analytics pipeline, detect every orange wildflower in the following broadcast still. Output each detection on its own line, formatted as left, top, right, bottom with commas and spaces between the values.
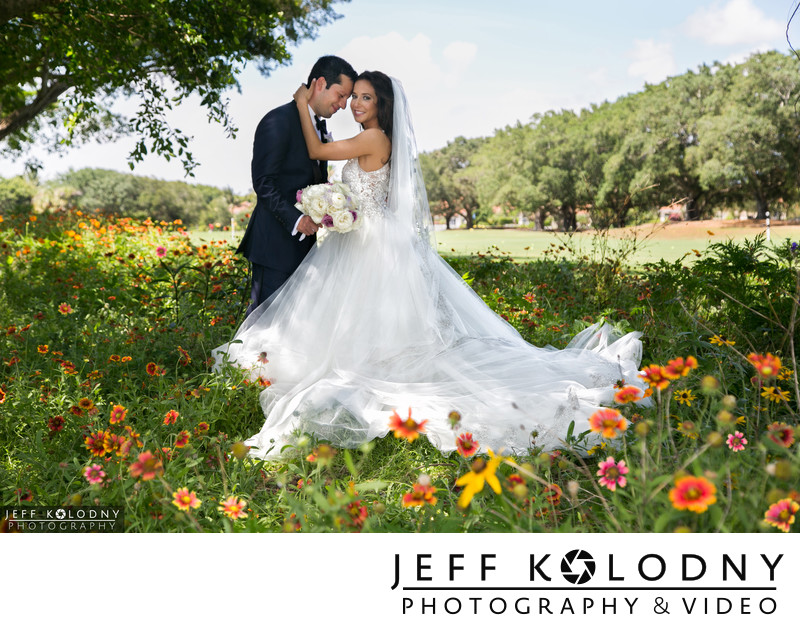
587, 408, 628, 439
402, 484, 438, 508
109, 404, 127, 425
388, 408, 428, 442
764, 498, 799, 533
747, 353, 782, 381
663, 356, 697, 380
456, 432, 479, 457
669, 476, 717, 513
128, 451, 164, 480
640, 365, 670, 390
614, 385, 643, 404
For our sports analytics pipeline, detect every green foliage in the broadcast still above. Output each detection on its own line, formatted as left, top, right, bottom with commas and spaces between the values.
33, 167, 249, 227
0, 175, 37, 214
420, 136, 486, 228
1, 209, 798, 533
423, 51, 800, 229
0, 0, 344, 172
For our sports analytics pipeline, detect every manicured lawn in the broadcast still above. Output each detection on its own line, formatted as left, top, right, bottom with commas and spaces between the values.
192, 220, 800, 265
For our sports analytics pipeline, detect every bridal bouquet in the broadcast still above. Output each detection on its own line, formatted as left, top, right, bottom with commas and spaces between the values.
295, 182, 362, 233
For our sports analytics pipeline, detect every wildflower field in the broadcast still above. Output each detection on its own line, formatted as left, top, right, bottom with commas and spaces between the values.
1, 209, 798, 533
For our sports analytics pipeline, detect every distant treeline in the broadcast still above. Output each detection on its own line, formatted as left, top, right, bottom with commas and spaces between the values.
0, 168, 253, 228
3, 51, 800, 231
420, 50, 800, 230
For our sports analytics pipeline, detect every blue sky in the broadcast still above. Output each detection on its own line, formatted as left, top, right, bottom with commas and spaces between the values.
1, 0, 796, 193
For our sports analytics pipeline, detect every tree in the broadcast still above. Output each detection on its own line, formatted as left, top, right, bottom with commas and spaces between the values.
1, 0, 343, 172
0, 175, 37, 213
472, 123, 549, 229
420, 136, 485, 229
686, 52, 800, 219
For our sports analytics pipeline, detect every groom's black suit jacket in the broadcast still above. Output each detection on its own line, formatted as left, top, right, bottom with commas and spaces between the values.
237, 101, 328, 273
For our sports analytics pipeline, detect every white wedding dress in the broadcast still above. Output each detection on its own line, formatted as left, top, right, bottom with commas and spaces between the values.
213, 79, 645, 459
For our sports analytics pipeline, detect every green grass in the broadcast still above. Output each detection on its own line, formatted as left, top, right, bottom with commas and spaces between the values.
192, 224, 800, 265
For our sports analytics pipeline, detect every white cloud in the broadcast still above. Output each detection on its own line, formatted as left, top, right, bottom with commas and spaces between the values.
685, 0, 783, 46
627, 39, 676, 83
332, 32, 481, 150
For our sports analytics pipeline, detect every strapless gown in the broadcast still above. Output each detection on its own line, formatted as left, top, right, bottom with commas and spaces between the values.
213, 158, 645, 458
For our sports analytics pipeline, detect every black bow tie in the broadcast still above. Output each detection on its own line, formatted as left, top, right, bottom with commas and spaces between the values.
315, 116, 328, 141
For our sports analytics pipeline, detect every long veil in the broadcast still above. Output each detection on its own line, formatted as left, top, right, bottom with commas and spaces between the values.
214, 75, 647, 460
386, 77, 436, 249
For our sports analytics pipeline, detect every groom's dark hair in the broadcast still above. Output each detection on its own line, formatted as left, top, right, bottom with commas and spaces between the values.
307, 55, 357, 89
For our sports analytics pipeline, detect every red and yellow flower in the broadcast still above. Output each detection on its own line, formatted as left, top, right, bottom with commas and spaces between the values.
109, 404, 127, 425
640, 365, 670, 390
669, 475, 717, 513
58, 303, 73, 315
456, 432, 479, 457
613, 385, 643, 404
146, 362, 165, 376
663, 356, 698, 380
765, 422, 796, 448
764, 498, 799, 533
175, 430, 191, 448
747, 353, 782, 381
128, 451, 164, 480
163, 409, 179, 426
103, 432, 128, 458
47, 415, 65, 432
218, 496, 248, 520
84, 430, 110, 457
388, 408, 428, 443
402, 483, 438, 508
588, 408, 628, 439
177, 346, 191, 366
172, 487, 201, 511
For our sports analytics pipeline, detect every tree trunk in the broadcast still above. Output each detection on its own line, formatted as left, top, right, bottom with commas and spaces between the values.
560, 203, 576, 232
533, 208, 545, 231
755, 194, 768, 220
685, 197, 700, 221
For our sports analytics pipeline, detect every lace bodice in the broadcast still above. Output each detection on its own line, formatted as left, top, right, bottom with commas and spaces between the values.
341, 159, 390, 219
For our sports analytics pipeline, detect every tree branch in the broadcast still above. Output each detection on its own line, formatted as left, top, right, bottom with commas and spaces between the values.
0, 0, 64, 22
0, 78, 71, 141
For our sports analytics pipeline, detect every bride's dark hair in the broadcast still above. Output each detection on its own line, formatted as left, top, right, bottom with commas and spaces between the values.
357, 70, 393, 141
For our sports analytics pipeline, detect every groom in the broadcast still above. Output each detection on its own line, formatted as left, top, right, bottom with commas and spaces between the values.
237, 55, 357, 316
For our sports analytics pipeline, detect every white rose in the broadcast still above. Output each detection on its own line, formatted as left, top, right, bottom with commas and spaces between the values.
308, 197, 326, 223
331, 209, 354, 231
329, 191, 346, 209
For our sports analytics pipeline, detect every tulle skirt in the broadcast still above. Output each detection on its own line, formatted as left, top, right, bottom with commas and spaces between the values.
213, 217, 646, 459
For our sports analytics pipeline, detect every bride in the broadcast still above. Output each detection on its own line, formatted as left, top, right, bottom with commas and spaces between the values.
213, 71, 645, 459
